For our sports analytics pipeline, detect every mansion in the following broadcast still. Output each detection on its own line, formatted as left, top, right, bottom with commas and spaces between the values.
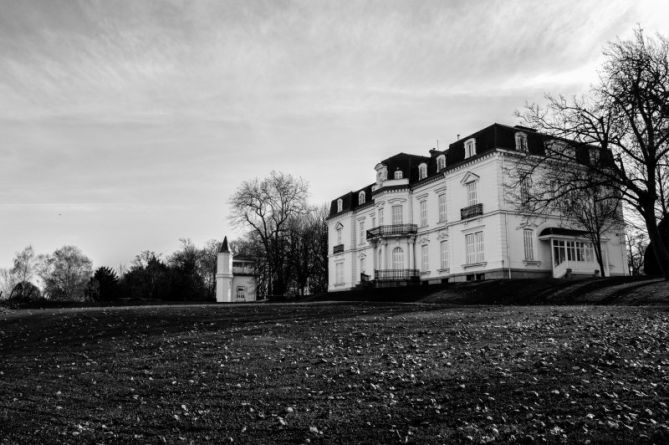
327, 123, 628, 292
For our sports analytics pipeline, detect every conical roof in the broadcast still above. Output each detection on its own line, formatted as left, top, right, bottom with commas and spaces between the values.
219, 236, 230, 253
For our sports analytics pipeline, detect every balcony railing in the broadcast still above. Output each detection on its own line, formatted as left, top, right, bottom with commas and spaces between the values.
333, 244, 344, 254
460, 203, 483, 220
374, 269, 420, 281
366, 224, 418, 240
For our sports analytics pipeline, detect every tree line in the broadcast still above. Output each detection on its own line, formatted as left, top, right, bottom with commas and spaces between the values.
1, 172, 328, 303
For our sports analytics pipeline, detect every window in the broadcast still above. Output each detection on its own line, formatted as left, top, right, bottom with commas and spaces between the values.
360, 257, 366, 275
440, 240, 449, 270
359, 220, 365, 245
391, 205, 403, 225
378, 208, 384, 226
552, 240, 595, 266
438, 193, 447, 222
335, 262, 344, 284
392, 247, 404, 269
419, 200, 428, 227
421, 245, 429, 271
394, 169, 403, 180
358, 191, 365, 205
520, 177, 531, 205
236, 286, 246, 301
515, 132, 528, 152
337, 199, 343, 212
466, 182, 477, 207
336, 225, 342, 244
465, 139, 476, 158
523, 229, 534, 260
371, 216, 376, 228
437, 155, 446, 171
465, 231, 484, 264
418, 163, 427, 180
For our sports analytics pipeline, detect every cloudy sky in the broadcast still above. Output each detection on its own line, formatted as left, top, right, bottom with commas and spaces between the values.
1, 0, 667, 269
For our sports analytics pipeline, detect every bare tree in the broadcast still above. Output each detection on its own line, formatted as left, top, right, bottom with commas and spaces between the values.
285, 205, 329, 296
10, 246, 38, 284
37, 246, 93, 301
626, 226, 649, 275
229, 171, 309, 296
518, 28, 669, 279
510, 164, 623, 277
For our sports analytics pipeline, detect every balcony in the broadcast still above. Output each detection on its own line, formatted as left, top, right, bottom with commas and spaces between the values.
333, 244, 344, 254
460, 203, 483, 220
366, 224, 418, 240
374, 269, 420, 282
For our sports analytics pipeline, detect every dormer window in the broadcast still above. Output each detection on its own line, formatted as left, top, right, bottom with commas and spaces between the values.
418, 163, 428, 180
437, 155, 446, 171
358, 191, 366, 205
515, 132, 528, 152
465, 139, 476, 158
394, 169, 403, 180
337, 198, 343, 213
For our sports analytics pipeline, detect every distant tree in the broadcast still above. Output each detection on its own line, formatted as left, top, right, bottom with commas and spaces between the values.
285, 205, 329, 295
198, 239, 219, 299
168, 239, 210, 301
10, 246, 38, 284
0, 269, 17, 300
518, 28, 669, 279
230, 171, 309, 296
87, 266, 121, 301
120, 251, 170, 300
9, 281, 41, 301
626, 227, 649, 276
37, 246, 93, 301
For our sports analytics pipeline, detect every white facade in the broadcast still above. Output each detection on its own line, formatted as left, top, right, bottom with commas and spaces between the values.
216, 237, 258, 302
327, 124, 628, 292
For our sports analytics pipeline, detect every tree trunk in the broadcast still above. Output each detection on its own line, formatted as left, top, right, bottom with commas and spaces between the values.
644, 212, 669, 280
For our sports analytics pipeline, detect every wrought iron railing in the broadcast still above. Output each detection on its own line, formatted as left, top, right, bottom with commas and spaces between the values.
366, 224, 418, 240
333, 244, 344, 254
374, 269, 419, 281
460, 203, 483, 220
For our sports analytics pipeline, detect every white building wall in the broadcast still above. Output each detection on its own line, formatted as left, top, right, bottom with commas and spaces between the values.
327, 151, 628, 291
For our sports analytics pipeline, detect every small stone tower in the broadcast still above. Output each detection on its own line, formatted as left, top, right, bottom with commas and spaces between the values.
215, 236, 233, 302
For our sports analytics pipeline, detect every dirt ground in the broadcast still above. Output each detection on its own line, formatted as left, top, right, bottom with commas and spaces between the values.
2, 303, 669, 444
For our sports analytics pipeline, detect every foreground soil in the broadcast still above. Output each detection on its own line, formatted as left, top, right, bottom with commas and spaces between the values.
2, 304, 669, 444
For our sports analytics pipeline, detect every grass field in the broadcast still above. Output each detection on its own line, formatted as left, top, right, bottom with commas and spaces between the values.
2, 303, 669, 444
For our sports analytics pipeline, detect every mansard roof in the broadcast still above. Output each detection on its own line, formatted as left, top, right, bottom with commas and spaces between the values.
328, 123, 611, 218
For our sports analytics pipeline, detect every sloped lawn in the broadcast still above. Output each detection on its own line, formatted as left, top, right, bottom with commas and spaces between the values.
1, 303, 669, 444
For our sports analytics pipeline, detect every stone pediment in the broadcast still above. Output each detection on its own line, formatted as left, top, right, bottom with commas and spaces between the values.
460, 171, 480, 184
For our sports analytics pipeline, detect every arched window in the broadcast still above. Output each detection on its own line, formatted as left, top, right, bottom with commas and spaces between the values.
337, 198, 343, 212
394, 169, 403, 180
418, 163, 427, 180
437, 155, 446, 171
392, 247, 404, 269
515, 132, 528, 152
358, 191, 365, 205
